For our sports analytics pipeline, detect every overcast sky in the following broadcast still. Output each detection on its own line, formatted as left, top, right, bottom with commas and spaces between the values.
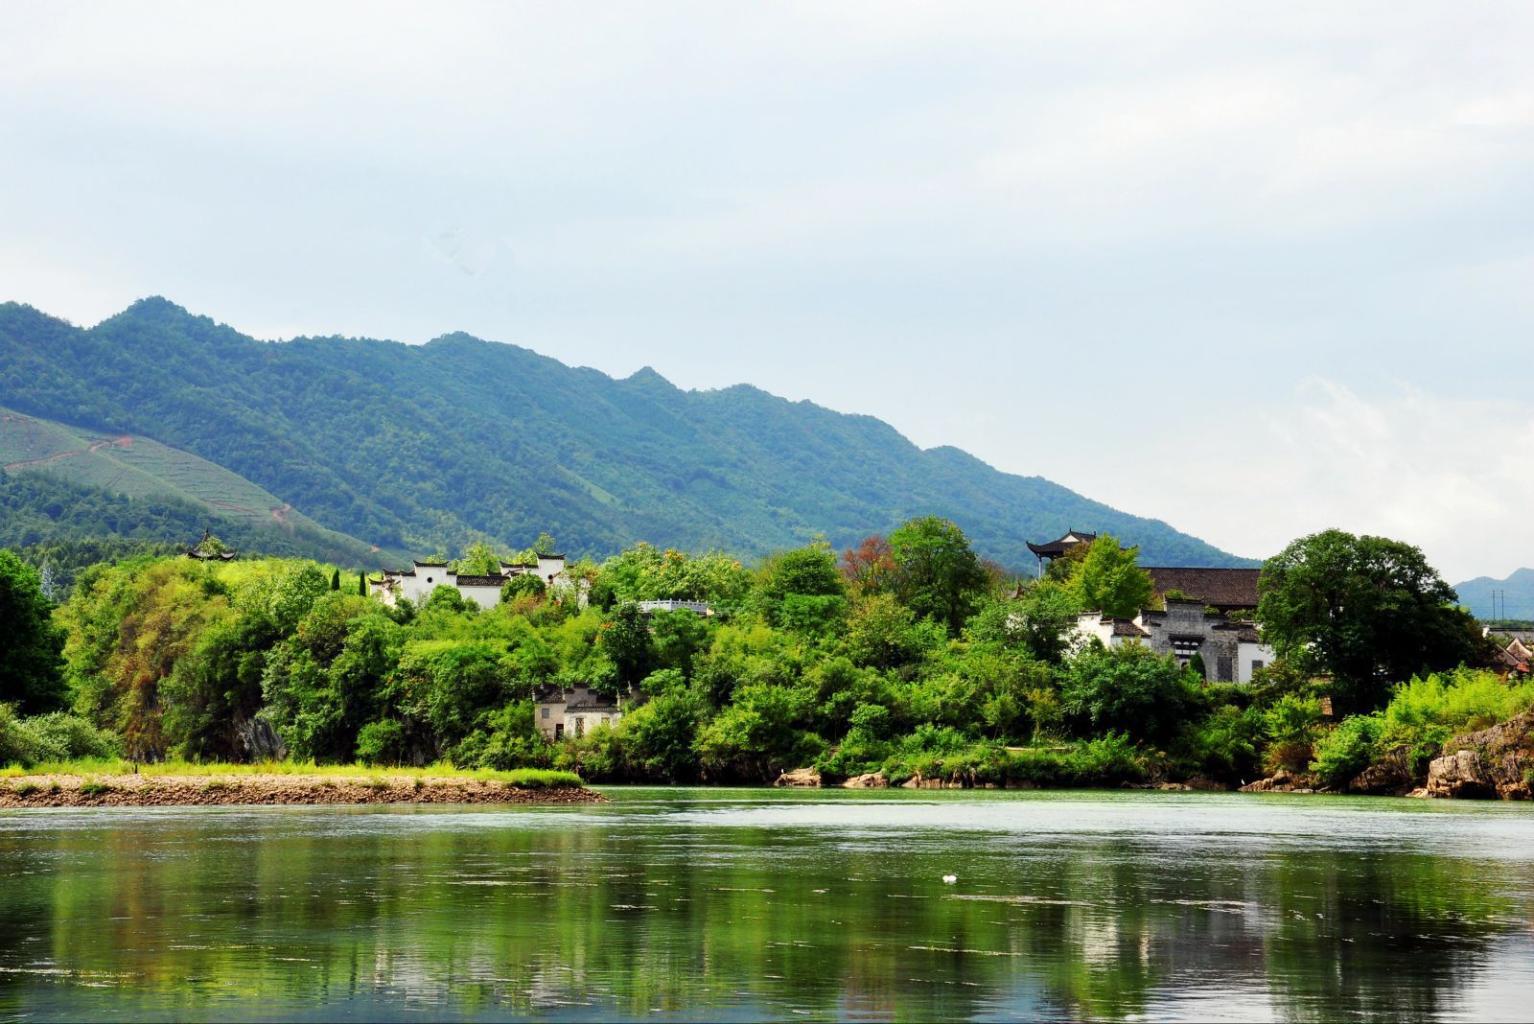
3, 2, 1532, 581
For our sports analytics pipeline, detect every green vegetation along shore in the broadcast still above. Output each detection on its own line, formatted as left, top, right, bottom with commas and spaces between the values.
0, 517, 1519, 798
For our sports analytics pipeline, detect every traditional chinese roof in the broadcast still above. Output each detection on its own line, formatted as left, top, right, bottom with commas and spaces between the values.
1145, 567, 1262, 610
454, 574, 507, 587
413, 559, 449, 568
1026, 530, 1097, 558
1110, 619, 1149, 638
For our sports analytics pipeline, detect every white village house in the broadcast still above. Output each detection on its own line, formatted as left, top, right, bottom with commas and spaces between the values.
1028, 531, 1277, 684
374, 553, 573, 610
534, 684, 622, 741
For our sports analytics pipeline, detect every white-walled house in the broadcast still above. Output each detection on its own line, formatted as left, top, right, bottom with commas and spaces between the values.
375, 554, 574, 610
1072, 601, 1275, 684
534, 684, 622, 741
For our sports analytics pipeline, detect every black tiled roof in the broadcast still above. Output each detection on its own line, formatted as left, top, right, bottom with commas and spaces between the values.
1145, 567, 1262, 609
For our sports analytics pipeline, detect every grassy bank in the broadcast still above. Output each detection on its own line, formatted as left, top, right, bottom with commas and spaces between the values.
0, 759, 583, 788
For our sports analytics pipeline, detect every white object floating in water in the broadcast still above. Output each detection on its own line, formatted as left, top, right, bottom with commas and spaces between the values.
941, 875, 957, 884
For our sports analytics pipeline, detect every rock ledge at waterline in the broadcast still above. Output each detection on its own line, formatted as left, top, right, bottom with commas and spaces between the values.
0, 774, 604, 808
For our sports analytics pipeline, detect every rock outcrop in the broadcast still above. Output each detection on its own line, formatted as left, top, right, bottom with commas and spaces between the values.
1423, 712, 1534, 800
1239, 770, 1318, 793
1344, 747, 1415, 796
841, 772, 888, 789
773, 767, 821, 788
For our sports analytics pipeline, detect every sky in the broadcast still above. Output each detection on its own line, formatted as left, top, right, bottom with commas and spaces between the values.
2, 2, 1532, 582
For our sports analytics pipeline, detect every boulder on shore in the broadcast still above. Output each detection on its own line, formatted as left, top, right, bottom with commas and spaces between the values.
1239, 769, 1317, 794
1345, 747, 1415, 796
773, 767, 821, 788
1424, 711, 1534, 800
841, 772, 888, 789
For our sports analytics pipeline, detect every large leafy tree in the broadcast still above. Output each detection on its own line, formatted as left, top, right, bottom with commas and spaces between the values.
1256, 529, 1491, 712
888, 516, 989, 635
0, 548, 67, 713
1065, 535, 1153, 619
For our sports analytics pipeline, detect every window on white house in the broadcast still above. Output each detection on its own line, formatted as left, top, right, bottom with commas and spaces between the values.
541, 707, 549, 719
1252, 660, 1265, 672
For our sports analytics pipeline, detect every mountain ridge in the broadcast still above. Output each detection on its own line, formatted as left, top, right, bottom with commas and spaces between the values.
0, 296, 1254, 569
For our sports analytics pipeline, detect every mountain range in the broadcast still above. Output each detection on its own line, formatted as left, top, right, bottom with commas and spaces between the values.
0, 297, 1251, 570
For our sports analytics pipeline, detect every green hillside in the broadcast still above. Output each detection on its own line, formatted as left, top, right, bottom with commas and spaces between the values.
0, 469, 380, 590
0, 297, 1254, 569
0, 405, 386, 567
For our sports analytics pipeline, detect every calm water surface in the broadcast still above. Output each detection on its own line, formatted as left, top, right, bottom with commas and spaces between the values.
3, 789, 1534, 1021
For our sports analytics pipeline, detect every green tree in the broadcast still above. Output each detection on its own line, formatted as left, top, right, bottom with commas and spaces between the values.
888, 516, 989, 635
620, 690, 702, 781
757, 543, 845, 602
500, 573, 547, 603
456, 542, 503, 576
0, 549, 67, 713
532, 532, 557, 556
600, 603, 656, 689
1065, 535, 1153, 619
329, 568, 341, 591
1256, 530, 1491, 712
1060, 643, 1195, 744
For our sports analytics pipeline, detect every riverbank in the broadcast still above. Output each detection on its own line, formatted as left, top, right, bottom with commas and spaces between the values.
0, 765, 603, 807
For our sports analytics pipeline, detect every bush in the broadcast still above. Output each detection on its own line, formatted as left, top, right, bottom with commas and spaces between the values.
1263, 694, 1324, 774
1004, 735, 1146, 788
0, 704, 47, 767
1377, 670, 1534, 776
1175, 705, 1263, 782
0, 705, 117, 767
1310, 714, 1382, 788
1061, 644, 1196, 744
355, 719, 407, 766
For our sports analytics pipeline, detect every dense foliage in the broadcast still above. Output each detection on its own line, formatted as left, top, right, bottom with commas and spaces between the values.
1257, 529, 1491, 712
0, 517, 1507, 791
0, 297, 1246, 568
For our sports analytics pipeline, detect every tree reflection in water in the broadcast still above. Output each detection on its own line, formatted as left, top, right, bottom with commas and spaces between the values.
1, 791, 1532, 1021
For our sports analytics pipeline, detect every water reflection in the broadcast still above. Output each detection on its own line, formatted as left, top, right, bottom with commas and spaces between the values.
2, 791, 1533, 1021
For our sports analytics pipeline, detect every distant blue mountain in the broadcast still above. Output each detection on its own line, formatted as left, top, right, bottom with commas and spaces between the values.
0, 297, 1253, 568
1455, 568, 1534, 621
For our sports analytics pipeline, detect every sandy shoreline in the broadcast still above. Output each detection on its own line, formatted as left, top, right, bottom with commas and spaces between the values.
0, 773, 605, 808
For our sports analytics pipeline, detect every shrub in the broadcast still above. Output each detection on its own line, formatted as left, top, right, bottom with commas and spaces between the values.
1061, 644, 1197, 744
78, 780, 112, 797
1377, 670, 1534, 776
355, 720, 407, 767
1175, 705, 1264, 782
1310, 714, 1382, 789
0, 704, 47, 767
1263, 694, 1324, 774
24, 713, 119, 761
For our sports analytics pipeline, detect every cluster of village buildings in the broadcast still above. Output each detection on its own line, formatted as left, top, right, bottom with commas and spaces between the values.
353, 530, 1282, 740
1028, 530, 1276, 684
373, 553, 575, 609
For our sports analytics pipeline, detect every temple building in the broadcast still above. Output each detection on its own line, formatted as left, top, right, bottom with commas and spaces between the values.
1026, 529, 1097, 572
1028, 529, 1274, 683
1075, 602, 1274, 684
375, 553, 571, 610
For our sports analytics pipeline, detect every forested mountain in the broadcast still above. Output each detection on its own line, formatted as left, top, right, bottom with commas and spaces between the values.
0, 297, 1250, 568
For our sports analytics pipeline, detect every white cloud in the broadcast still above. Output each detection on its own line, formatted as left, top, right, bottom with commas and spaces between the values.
2, 2, 1532, 577
1024, 380, 1534, 582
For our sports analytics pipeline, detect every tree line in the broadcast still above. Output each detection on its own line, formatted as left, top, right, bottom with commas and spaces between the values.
0, 518, 1506, 789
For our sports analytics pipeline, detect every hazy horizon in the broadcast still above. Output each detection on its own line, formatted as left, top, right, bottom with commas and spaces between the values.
4, 2, 1532, 581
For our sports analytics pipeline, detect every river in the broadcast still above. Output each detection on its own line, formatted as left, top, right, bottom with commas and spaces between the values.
3, 789, 1534, 1021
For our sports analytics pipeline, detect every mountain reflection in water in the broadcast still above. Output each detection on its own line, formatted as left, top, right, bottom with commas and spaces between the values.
3, 789, 1534, 1022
